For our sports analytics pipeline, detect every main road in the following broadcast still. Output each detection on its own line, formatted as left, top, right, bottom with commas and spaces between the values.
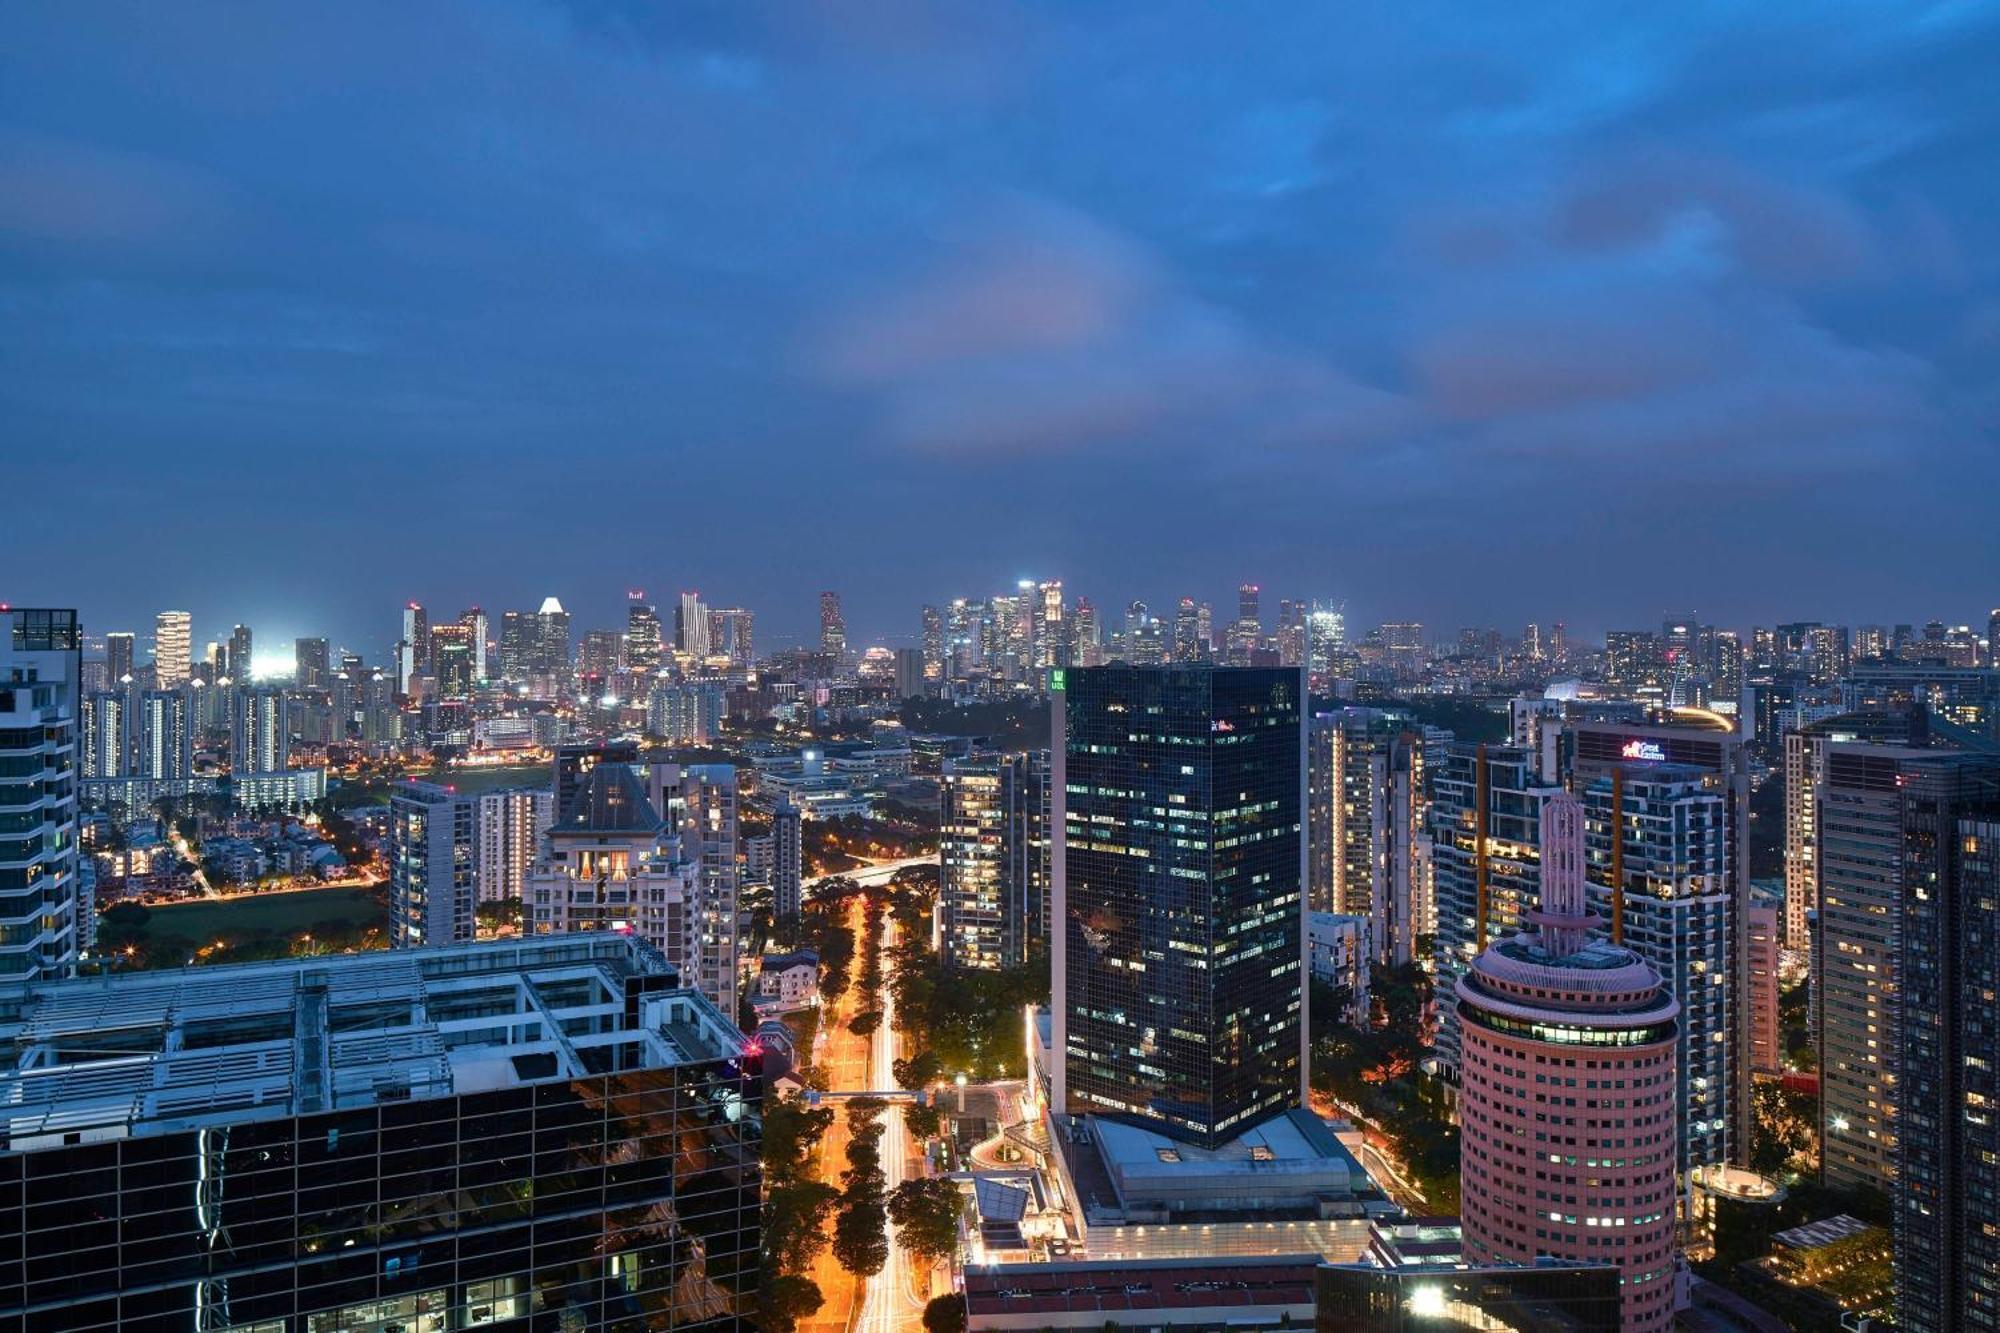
796, 856, 932, 1333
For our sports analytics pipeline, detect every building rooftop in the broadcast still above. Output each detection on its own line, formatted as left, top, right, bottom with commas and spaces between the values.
0, 934, 746, 1149
962, 1254, 1320, 1320
555, 763, 664, 836
1771, 1214, 1881, 1252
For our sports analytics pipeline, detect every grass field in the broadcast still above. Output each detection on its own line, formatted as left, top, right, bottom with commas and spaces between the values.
146, 886, 386, 942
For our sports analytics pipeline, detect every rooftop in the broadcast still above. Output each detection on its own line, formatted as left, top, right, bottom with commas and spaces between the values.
0, 934, 747, 1149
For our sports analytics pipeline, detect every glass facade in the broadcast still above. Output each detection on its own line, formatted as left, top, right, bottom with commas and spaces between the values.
1314, 1261, 1622, 1332
1056, 665, 1304, 1149
0, 939, 760, 1333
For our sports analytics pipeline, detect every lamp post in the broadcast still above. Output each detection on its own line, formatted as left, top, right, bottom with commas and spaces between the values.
955, 1071, 968, 1114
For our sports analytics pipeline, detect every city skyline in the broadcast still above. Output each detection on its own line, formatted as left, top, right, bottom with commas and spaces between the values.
6, 4, 1999, 639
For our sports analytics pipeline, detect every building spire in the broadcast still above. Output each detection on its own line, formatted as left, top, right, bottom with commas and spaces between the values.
1528, 789, 1598, 957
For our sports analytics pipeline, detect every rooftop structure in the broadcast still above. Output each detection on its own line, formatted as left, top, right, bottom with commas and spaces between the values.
0, 933, 742, 1147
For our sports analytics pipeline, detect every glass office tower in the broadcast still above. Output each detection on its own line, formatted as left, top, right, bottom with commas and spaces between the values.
1051, 664, 1307, 1149
0, 935, 759, 1332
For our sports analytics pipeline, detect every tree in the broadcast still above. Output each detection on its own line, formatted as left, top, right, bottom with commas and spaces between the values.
850, 1009, 882, 1037
922, 1294, 967, 1333
760, 1274, 825, 1333
831, 1198, 889, 1275
895, 1050, 944, 1090
887, 1176, 964, 1267
903, 1101, 944, 1141
765, 1180, 840, 1272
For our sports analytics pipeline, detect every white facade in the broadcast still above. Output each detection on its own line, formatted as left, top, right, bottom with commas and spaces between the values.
476, 786, 553, 904
1307, 912, 1372, 1025
1, 610, 82, 979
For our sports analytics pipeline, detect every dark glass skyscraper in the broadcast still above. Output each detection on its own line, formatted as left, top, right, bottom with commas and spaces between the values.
1896, 783, 2000, 1333
1051, 664, 1306, 1149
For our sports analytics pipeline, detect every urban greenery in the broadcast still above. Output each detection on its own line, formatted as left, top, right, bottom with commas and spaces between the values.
887, 1177, 966, 1268
832, 1098, 891, 1277
757, 1096, 838, 1333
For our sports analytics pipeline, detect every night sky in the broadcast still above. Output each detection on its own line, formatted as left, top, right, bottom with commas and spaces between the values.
4, 3, 1997, 655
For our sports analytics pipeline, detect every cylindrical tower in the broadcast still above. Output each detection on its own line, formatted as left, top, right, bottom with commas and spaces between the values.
1456, 790, 1681, 1332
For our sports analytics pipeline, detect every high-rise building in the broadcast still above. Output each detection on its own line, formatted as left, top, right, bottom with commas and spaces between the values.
1429, 741, 1558, 1074
390, 780, 477, 948
1782, 709, 1929, 954
893, 647, 926, 699
938, 751, 1050, 969
1, 608, 81, 979
648, 763, 742, 1016
498, 608, 536, 684
625, 591, 663, 675
152, 610, 191, 687
398, 600, 428, 694
231, 684, 289, 776
1071, 596, 1100, 667
819, 590, 845, 659
1815, 746, 2000, 1190
294, 635, 329, 689
1172, 597, 1204, 663
1455, 790, 1680, 1333
0, 935, 760, 1332
526, 764, 700, 986
646, 678, 726, 744
709, 607, 754, 667
1899, 804, 2000, 1332
1580, 764, 1733, 1183
1307, 601, 1345, 681
80, 690, 128, 778
1307, 709, 1433, 966
135, 687, 194, 780
1746, 898, 1782, 1078
1568, 715, 1753, 1157
676, 591, 711, 659
226, 622, 253, 682
921, 604, 944, 679
105, 630, 135, 684
576, 628, 622, 689
458, 605, 488, 682
772, 798, 803, 919
1052, 664, 1306, 1147
428, 621, 475, 701
475, 785, 553, 905
1227, 583, 1262, 665
535, 596, 570, 687
1605, 629, 1665, 693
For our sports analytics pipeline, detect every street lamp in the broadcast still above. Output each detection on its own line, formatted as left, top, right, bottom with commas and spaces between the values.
955, 1071, 968, 1114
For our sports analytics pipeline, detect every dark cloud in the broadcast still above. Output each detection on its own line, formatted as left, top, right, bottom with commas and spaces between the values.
1, 0, 1995, 647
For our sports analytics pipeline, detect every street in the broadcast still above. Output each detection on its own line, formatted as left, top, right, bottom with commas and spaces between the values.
798, 857, 931, 1333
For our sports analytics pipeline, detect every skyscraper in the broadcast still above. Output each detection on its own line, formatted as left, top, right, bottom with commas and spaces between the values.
498, 608, 536, 684
1308, 708, 1433, 965
294, 635, 330, 689
921, 604, 944, 679
1456, 789, 1680, 1332
649, 762, 742, 1016
1429, 741, 1557, 1074
226, 622, 253, 681
0, 936, 760, 1332
939, 751, 1050, 969
677, 590, 711, 659
390, 780, 477, 947
105, 630, 135, 684
135, 686, 194, 780
1900, 801, 2000, 1332
625, 591, 663, 675
772, 797, 803, 919
1052, 664, 1306, 1147
1581, 763, 1733, 1183
398, 600, 428, 694
1816, 746, 2000, 1191
1, 608, 81, 979
230, 684, 289, 776
709, 606, 755, 666
535, 595, 570, 686
475, 785, 553, 905
819, 590, 845, 659
152, 609, 191, 687
458, 605, 488, 681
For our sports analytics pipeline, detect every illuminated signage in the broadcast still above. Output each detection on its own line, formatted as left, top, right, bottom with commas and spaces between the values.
1620, 739, 1667, 762
1050, 669, 1065, 692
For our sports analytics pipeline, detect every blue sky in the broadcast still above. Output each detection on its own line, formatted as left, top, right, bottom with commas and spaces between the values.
3, 2, 1996, 654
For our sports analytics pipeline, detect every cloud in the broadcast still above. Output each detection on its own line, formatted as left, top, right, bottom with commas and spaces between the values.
803, 196, 1415, 455
0, 129, 230, 244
